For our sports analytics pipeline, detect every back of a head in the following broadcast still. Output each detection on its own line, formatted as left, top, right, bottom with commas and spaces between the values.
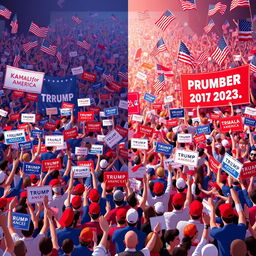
62, 238, 74, 254
39, 237, 53, 255
124, 230, 138, 249
245, 236, 256, 256
14, 240, 27, 256
230, 239, 247, 256
172, 247, 187, 256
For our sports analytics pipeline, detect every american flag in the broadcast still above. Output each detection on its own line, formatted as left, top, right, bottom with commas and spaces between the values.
0, 5, 12, 20
111, 14, 119, 22
238, 20, 252, 41
56, 51, 62, 64
23, 37, 38, 54
230, 0, 250, 11
250, 55, 256, 73
208, 2, 227, 16
178, 41, 195, 67
40, 40, 57, 56
118, 69, 128, 80
180, 0, 197, 11
196, 51, 208, 65
150, 38, 167, 57
29, 22, 48, 38
102, 70, 114, 83
72, 16, 82, 24
10, 14, 18, 34
204, 19, 215, 33
13, 48, 20, 68
77, 37, 90, 50
211, 36, 230, 65
155, 10, 175, 31
138, 10, 150, 21
222, 20, 230, 31
153, 74, 165, 94
156, 64, 174, 77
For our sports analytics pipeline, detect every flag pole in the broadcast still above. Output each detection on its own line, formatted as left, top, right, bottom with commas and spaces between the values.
248, 0, 253, 23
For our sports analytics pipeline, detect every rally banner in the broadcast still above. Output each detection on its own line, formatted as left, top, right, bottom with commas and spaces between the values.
4, 130, 26, 144
19, 141, 33, 151
23, 162, 42, 175
104, 172, 128, 187
42, 158, 62, 171
177, 134, 192, 143
181, 65, 250, 108
81, 71, 97, 82
174, 150, 199, 167
222, 153, 242, 179
155, 142, 173, 155
27, 185, 52, 203
131, 138, 148, 150
196, 124, 211, 135
63, 128, 78, 140
72, 166, 90, 178
86, 122, 101, 132
38, 76, 78, 114
89, 144, 103, 155
219, 116, 243, 132
128, 92, 140, 115
244, 118, 256, 127
45, 135, 64, 147
144, 93, 156, 103
170, 109, 185, 118
138, 126, 154, 137
104, 107, 118, 117
104, 129, 123, 149
77, 98, 91, 107
240, 162, 256, 179
194, 134, 207, 144
12, 213, 31, 231
209, 156, 220, 174
78, 112, 94, 122
75, 147, 88, 155
4, 65, 45, 94
21, 114, 35, 123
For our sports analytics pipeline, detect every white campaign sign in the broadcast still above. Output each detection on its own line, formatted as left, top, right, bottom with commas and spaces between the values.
164, 96, 173, 103
90, 144, 103, 154
128, 166, 146, 179
60, 108, 72, 116
4, 65, 45, 94
104, 129, 123, 149
119, 100, 128, 110
244, 107, 256, 116
71, 66, 83, 75
46, 107, 58, 115
45, 136, 64, 147
136, 72, 147, 81
21, 114, 35, 123
69, 51, 78, 57
75, 147, 88, 155
4, 129, 26, 144
97, 135, 105, 142
131, 138, 148, 150
151, 216, 167, 230
177, 134, 192, 143
174, 150, 199, 167
103, 119, 113, 126
132, 114, 143, 122
0, 109, 8, 117
77, 98, 91, 107
72, 166, 90, 178
27, 185, 52, 203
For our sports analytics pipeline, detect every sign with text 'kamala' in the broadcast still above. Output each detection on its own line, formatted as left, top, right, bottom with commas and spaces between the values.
181, 65, 250, 108
4, 65, 45, 94
155, 142, 173, 154
240, 161, 256, 179
4, 129, 26, 144
196, 124, 211, 135
128, 92, 140, 115
222, 153, 242, 179
104, 172, 128, 187
174, 150, 199, 167
27, 185, 52, 203
23, 162, 42, 175
170, 109, 184, 118
12, 213, 31, 231
131, 138, 148, 150
72, 166, 90, 178
219, 116, 243, 132
45, 135, 64, 147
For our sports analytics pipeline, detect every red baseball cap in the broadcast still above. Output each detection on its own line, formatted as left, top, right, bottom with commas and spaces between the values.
172, 193, 185, 206
71, 196, 82, 209
88, 189, 100, 202
219, 203, 234, 218
89, 202, 100, 215
59, 208, 74, 227
20, 191, 27, 198
74, 184, 85, 194
153, 182, 164, 194
189, 200, 203, 217
79, 227, 93, 242
0, 198, 7, 208
30, 175, 38, 183
49, 179, 61, 187
116, 208, 127, 221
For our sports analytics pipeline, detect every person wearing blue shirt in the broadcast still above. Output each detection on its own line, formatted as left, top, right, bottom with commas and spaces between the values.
40, 146, 57, 161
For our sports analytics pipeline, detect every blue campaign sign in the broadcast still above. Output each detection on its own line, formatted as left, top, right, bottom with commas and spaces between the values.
144, 93, 156, 103
196, 124, 211, 135
222, 153, 242, 179
155, 142, 173, 155
23, 162, 42, 175
170, 109, 184, 118
92, 82, 102, 90
12, 213, 31, 231
244, 118, 256, 127
4, 130, 26, 144
38, 76, 78, 114
94, 65, 105, 72
31, 130, 44, 138
104, 107, 119, 117
19, 141, 33, 151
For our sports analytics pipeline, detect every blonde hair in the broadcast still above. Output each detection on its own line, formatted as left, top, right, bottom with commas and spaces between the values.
145, 232, 163, 253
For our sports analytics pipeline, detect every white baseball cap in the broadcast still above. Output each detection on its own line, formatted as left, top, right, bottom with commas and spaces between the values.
126, 208, 138, 224
201, 244, 218, 256
100, 159, 108, 169
176, 178, 186, 190
154, 202, 164, 214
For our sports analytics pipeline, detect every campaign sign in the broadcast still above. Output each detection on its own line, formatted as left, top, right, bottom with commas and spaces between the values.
166, 119, 179, 127
75, 147, 88, 156
26, 93, 38, 102
209, 156, 220, 174
104, 130, 123, 149
129, 165, 147, 178
104, 107, 118, 117
44, 122, 56, 130
131, 138, 148, 150
4, 130, 26, 144
92, 82, 102, 90
144, 93, 156, 103
196, 124, 211, 135
104, 172, 128, 187
77, 98, 90, 107
62, 102, 74, 109
194, 134, 207, 144
210, 113, 220, 120
132, 114, 143, 122
31, 129, 44, 138
94, 65, 104, 72
97, 135, 105, 142
42, 158, 62, 171
222, 153, 243, 179
63, 128, 78, 140
115, 126, 128, 138
72, 166, 90, 178
102, 119, 113, 126
152, 104, 162, 110
78, 112, 94, 122
138, 126, 154, 137
81, 72, 97, 82
27, 185, 52, 203
128, 92, 140, 115
46, 107, 58, 115
19, 141, 33, 151
155, 142, 173, 155
219, 116, 243, 132
119, 100, 128, 110
33, 144, 47, 154
89, 144, 103, 155
45, 136, 64, 147
177, 134, 192, 143
136, 71, 147, 80
244, 118, 256, 127
86, 122, 101, 132
23, 162, 42, 175
181, 65, 250, 108
0, 109, 8, 117
13, 91, 25, 98
21, 114, 35, 123
4, 65, 45, 94
99, 94, 111, 101
71, 66, 83, 75
77, 160, 94, 169
108, 82, 122, 92
174, 150, 199, 167
60, 108, 72, 116
164, 95, 174, 103
9, 113, 21, 121
240, 161, 256, 179
12, 213, 31, 231
170, 109, 185, 118
119, 148, 128, 159
69, 51, 78, 57
244, 107, 256, 116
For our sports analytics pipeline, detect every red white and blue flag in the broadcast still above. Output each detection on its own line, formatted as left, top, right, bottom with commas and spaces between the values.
204, 19, 215, 33
23, 37, 38, 54
29, 22, 48, 38
56, 51, 62, 64
118, 69, 128, 80
13, 48, 20, 68
40, 40, 57, 56
102, 70, 114, 83
72, 16, 82, 24
150, 38, 167, 57
238, 20, 252, 41
196, 51, 208, 65
211, 36, 230, 65
77, 37, 90, 50
155, 10, 175, 31
230, 0, 250, 11
250, 55, 256, 73
178, 41, 195, 67
180, 0, 197, 11
153, 74, 165, 94
208, 2, 227, 16
0, 5, 12, 20
156, 64, 174, 77
10, 14, 18, 34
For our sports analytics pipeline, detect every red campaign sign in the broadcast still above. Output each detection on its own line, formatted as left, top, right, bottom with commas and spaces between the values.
9, 113, 21, 121
194, 134, 207, 144
138, 125, 154, 137
63, 128, 78, 140
108, 82, 122, 92
36, 113, 42, 121
13, 91, 24, 98
115, 125, 128, 137
82, 72, 97, 82
209, 156, 220, 174
181, 65, 250, 108
240, 162, 256, 179
34, 144, 47, 153
77, 160, 94, 169
42, 158, 62, 172
26, 93, 38, 102
99, 94, 111, 101
88, 107, 100, 114
128, 92, 140, 115
119, 148, 128, 159
166, 119, 179, 127
18, 124, 28, 130
219, 116, 243, 132
210, 113, 220, 120
152, 104, 163, 110
86, 122, 101, 132
78, 112, 94, 122
61, 102, 74, 109
44, 122, 56, 130
104, 171, 128, 187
